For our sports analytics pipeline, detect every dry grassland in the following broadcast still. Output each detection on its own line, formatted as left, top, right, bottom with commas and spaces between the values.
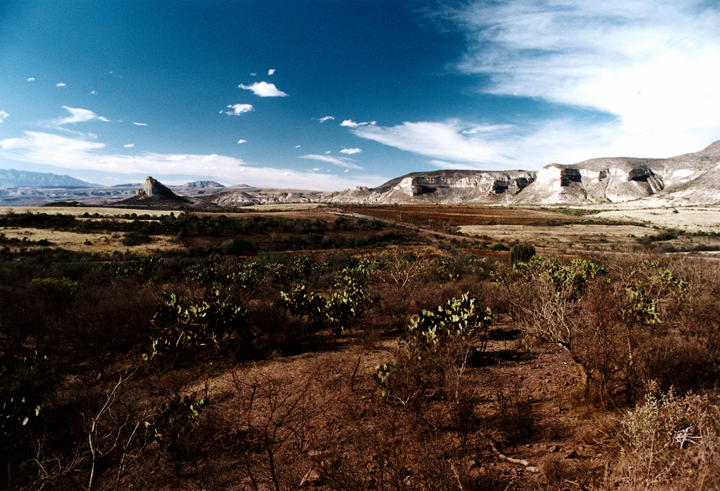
460, 223, 651, 250
589, 205, 720, 232
0, 228, 180, 255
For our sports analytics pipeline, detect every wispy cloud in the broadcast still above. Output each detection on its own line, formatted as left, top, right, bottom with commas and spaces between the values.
0, 131, 383, 191
0, 111, 8, 122
237, 139, 247, 144
224, 104, 254, 115
442, 0, 720, 156
351, 118, 654, 169
56, 83, 66, 87
299, 154, 364, 170
53, 106, 111, 125
340, 148, 361, 155
123, 143, 135, 148
133, 122, 148, 126
239, 81, 288, 97
340, 120, 376, 128
317, 116, 335, 123
26, 77, 35, 82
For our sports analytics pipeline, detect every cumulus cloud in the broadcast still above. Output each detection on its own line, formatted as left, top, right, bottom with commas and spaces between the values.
224, 104, 254, 115
299, 154, 364, 170
237, 139, 247, 144
318, 116, 335, 123
442, 0, 720, 157
53, 106, 111, 125
56, 83, 66, 87
0, 111, 8, 122
0, 131, 384, 191
340, 148, 361, 155
239, 81, 288, 97
268, 69, 276, 75
123, 143, 135, 148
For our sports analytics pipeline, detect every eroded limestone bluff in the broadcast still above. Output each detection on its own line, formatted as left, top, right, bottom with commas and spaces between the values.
325, 141, 720, 205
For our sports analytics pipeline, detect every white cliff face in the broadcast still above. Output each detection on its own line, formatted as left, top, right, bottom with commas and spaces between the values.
326, 141, 720, 206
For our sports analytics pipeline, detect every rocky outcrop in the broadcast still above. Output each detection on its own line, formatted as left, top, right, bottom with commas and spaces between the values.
329, 141, 720, 205
116, 177, 191, 205
328, 170, 537, 204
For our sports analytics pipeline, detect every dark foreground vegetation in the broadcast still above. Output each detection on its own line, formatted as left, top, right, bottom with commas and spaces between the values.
1, 210, 719, 490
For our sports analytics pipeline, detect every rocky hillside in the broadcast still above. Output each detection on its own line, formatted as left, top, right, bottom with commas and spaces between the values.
328, 141, 720, 205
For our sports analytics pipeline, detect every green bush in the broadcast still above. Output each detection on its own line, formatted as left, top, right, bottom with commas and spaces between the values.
510, 243, 536, 262
224, 238, 256, 255
492, 243, 508, 251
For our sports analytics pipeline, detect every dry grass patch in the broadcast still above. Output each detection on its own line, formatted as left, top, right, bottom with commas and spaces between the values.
0, 227, 181, 254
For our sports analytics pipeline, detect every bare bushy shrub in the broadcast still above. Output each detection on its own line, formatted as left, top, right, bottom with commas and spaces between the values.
609, 388, 720, 490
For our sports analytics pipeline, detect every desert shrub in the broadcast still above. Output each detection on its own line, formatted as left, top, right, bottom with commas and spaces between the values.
145, 393, 206, 465
376, 294, 493, 408
494, 389, 536, 444
51, 272, 159, 377
122, 231, 153, 246
509, 243, 535, 262
497, 255, 704, 406
0, 354, 58, 486
0, 282, 48, 357
144, 286, 248, 362
224, 238, 257, 255
609, 388, 720, 490
491, 243, 508, 251
280, 263, 373, 336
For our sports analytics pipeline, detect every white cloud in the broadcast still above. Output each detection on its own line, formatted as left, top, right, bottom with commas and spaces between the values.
123, 143, 135, 148
0, 111, 8, 122
351, 118, 665, 169
133, 122, 148, 126
26, 77, 35, 82
340, 120, 376, 128
325, 150, 331, 154
237, 139, 247, 144
202, 154, 218, 163
318, 116, 335, 123
443, 0, 720, 157
340, 148, 361, 155
295, 145, 301, 148
239, 81, 288, 97
56, 83, 66, 87
462, 124, 513, 135
299, 154, 364, 170
268, 69, 276, 75
312, 167, 320, 172
53, 106, 111, 125
0, 132, 384, 191
224, 104, 254, 115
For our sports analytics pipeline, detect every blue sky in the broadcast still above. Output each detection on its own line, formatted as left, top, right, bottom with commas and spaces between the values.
1, 0, 719, 190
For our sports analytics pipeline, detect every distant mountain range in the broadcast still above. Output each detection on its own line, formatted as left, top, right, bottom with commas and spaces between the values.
0, 168, 97, 188
2, 140, 720, 207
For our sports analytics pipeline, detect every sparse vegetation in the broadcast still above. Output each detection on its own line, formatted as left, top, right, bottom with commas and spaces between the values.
1, 205, 719, 490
